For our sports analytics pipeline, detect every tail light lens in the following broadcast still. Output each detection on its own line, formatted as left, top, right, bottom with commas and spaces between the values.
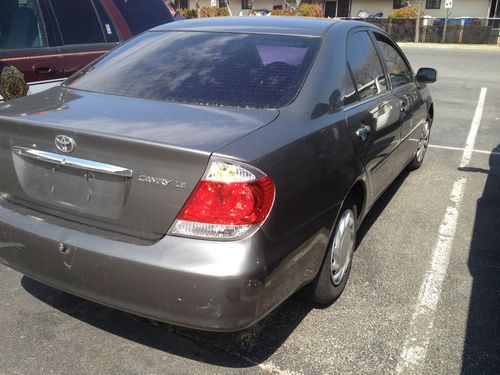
169, 158, 275, 240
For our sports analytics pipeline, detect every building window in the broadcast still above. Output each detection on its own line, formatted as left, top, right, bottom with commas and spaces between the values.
242, 0, 251, 9
179, 0, 190, 8
426, 0, 441, 9
393, 0, 406, 9
219, 0, 227, 7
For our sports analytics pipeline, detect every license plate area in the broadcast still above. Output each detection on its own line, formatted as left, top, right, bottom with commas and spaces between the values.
12, 152, 130, 219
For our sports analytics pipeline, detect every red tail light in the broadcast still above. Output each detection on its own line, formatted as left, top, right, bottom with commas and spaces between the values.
178, 177, 274, 225
169, 159, 275, 239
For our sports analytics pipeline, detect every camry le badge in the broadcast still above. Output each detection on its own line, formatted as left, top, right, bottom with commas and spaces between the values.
55, 135, 76, 153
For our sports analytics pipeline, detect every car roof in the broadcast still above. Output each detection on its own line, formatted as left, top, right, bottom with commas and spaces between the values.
151, 16, 343, 37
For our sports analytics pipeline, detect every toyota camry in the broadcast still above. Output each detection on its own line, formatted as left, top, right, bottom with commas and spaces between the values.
0, 17, 436, 331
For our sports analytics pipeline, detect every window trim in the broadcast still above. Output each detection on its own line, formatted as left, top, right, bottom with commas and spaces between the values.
425, 0, 441, 9
241, 0, 252, 10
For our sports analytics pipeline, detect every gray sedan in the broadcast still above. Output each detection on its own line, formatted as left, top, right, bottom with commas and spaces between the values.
0, 17, 436, 331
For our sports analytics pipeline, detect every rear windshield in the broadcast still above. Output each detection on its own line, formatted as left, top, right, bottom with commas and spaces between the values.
65, 31, 321, 109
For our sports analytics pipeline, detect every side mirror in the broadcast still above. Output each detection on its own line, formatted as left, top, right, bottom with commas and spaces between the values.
416, 67, 437, 84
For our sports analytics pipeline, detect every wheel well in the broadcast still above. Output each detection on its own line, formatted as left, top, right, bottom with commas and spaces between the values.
428, 103, 434, 121
346, 181, 365, 219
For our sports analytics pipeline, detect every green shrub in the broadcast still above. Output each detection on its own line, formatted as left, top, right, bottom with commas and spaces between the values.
179, 8, 198, 19
200, 6, 230, 17
388, 5, 423, 19
299, 4, 323, 17
270, 8, 297, 16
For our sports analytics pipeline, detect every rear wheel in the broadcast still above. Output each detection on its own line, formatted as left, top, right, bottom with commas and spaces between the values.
406, 115, 432, 171
312, 200, 357, 305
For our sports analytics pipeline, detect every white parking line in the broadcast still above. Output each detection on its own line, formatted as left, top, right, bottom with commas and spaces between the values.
396, 87, 488, 374
461, 88, 488, 168
428, 144, 500, 157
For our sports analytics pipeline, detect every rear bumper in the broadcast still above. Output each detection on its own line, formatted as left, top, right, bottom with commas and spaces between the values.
0, 205, 271, 332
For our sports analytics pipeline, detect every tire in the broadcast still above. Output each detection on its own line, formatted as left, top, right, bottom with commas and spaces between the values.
406, 114, 432, 171
311, 199, 357, 305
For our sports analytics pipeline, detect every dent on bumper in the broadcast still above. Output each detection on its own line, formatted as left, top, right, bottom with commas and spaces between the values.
0, 205, 269, 332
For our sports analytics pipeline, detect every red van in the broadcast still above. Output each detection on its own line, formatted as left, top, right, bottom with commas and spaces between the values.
0, 0, 174, 83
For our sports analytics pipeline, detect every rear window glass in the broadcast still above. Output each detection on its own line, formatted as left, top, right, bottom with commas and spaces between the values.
65, 31, 320, 109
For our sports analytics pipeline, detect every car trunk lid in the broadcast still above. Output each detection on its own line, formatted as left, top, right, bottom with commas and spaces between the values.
0, 87, 278, 240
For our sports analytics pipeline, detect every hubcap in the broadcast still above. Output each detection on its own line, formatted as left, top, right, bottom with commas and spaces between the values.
416, 121, 430, 163
330, 209, 355, 286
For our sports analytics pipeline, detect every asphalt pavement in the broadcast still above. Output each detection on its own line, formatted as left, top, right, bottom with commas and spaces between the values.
0, 45, 499, 375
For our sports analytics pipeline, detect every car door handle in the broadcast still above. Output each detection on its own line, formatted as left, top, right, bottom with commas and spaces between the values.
33, 65, 55, 76
355, 124, 371, 142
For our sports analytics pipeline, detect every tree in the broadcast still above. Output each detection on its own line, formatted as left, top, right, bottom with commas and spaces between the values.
404, 0, 424, 42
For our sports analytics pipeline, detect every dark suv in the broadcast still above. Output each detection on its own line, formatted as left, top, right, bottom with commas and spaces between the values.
0, 0, 174, 83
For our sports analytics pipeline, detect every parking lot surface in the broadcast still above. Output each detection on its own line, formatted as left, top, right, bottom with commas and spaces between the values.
1, 46, 499, 375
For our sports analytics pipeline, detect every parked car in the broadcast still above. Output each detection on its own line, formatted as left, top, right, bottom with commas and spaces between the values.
0, 17, 436, 332
0, 0, 174, 84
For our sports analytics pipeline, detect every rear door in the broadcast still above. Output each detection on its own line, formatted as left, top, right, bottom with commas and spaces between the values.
343, 30, 402, 201
0, 0, 63, 83
49, 0, 120, 77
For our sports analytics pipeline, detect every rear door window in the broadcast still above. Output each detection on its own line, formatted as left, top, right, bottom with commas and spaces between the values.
0, 0, 46, 49
347, 31, 387, 101
374, 33, 412, 88
111, 0, 173, 35
50, 0, 105, 45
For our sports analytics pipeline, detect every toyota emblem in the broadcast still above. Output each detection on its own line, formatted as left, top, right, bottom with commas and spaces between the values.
55, 135, 76, 153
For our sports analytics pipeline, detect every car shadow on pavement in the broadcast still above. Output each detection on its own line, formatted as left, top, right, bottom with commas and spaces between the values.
459, 145, 500, 374
21, 275, 312, 369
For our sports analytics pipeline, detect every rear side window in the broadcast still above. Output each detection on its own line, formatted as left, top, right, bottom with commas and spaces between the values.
50, 0, 105, 44
347, 31, 387, 101
0, 0, 46, 49
65, 31, 320, 109
112, 0, 173, 35
374, 33, 412, 88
